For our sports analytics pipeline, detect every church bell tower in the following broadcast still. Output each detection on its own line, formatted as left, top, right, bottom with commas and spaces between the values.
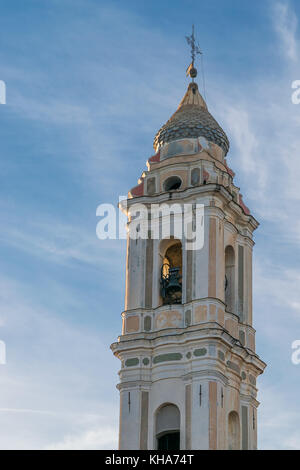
111, 32, 266, 450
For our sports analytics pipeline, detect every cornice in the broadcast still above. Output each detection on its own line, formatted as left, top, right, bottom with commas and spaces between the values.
124, 183, 258, 233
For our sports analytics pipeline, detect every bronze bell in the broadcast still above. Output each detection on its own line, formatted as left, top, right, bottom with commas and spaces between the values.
160, 265, 182, 304
165, 267, 182, 298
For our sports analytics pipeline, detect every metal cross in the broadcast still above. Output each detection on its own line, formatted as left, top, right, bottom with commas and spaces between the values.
185, 25, 202, 65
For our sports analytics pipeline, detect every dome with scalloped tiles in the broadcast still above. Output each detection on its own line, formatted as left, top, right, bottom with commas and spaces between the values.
153, 82, 229, 156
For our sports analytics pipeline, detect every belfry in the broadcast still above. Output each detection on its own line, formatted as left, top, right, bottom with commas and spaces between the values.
111, 32, 266, 450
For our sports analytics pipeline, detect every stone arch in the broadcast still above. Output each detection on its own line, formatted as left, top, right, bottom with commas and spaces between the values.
225, 245, 235, 313
155, 403, 180, 450
228, 411, 240, 450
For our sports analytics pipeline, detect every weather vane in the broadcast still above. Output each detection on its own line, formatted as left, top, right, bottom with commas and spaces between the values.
185, 25, 202, 81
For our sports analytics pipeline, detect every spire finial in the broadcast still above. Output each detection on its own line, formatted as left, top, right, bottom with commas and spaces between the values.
185, 25, 202, 81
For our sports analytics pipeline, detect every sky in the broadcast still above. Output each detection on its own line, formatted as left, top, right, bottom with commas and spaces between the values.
0, 0, 300, 450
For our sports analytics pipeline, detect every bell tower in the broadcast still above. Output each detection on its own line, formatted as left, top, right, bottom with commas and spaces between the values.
111, 36, 266, 450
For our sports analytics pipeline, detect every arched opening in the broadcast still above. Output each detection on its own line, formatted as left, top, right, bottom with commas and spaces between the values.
160, 240, 182, 305
225, 246, 235, 313
228, 411, 240, 450
164, 176, 182, 191
156, 404, 180, 450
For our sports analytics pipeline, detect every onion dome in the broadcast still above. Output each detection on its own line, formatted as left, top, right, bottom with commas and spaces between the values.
153, 82, 229, 155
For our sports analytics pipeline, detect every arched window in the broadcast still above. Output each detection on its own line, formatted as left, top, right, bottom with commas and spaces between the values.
160, 240, 182, 305
225, 246, 235, 313
228, 411, 240, 450
164, 176, 182, 191
156, 404, 180, 450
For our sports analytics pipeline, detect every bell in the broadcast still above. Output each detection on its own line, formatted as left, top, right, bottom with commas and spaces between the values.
160, 265, 182, 304
165, 268, 182, 296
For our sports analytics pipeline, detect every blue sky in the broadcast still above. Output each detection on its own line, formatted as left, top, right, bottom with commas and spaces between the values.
0, 0, 300, 449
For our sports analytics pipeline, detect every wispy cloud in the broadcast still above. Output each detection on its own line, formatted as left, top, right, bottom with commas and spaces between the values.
0, 274, 119, 449
0, 211, 126, 274
45, 424, 117, 450
259, 384, 300, 449
1, 0, 300, 450
272, 1, 299, 63
219, 103, 268, 198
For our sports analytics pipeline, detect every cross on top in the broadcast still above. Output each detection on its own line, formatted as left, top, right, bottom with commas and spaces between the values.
185, 25, 202, 65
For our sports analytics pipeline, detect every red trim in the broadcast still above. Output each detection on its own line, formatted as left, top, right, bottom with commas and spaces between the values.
149, 150, 160, 163
130, 179, 144, 197
239, 194, 250, 215
224, 158, 235, 178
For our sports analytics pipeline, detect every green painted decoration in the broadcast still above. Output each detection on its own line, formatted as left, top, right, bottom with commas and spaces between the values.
193, 348, 207, 357
125, 358, 139, 367
153, 353, 182, 364
226, 360, 240, 374
249, 374, 256, 385
185, 310, 191, 327
218, 350, 225, 361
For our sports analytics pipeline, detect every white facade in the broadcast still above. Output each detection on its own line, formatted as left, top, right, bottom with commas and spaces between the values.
111, 82, 266, 450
